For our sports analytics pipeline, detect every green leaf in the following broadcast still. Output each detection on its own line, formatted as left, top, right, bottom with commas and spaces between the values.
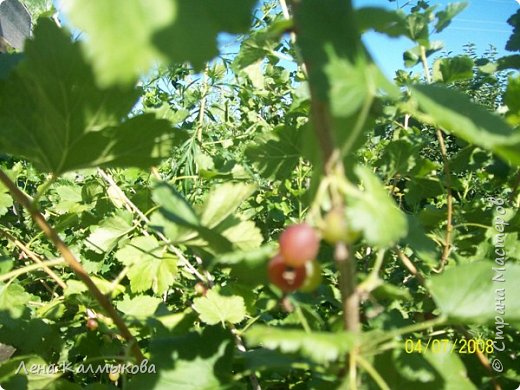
346, 166, 408, 247
357, 7, 408, 38
85, 210, 133, 253
245, 126, 302, 179
200, 183, 256, 228
151, 183, 233, 253
152, 183, 200, 228
0, 20, 173, 175
411, 84, 520, 165
435, 3, 468, 33
376, 349, 476, 389
65, 276, 125, 297
422, 346, 476, 389
432, 56, 474, 83
221, 220, 263, 250
115, 236, 177, 294
0, 283, 32, 319
0, 192, 13, 217
505, 9, 519, 52
324, 53, 369, 118
428, 262, 520, 325
404, 42, 443, 68
233, 19, 291, 69
214, 245, 275, 287
193, 290, 246, 325
128, 326, 234, 390
117, 296, 162, 318
63, 0, 173, 86
0, 53, 23, 80
153, 0, 256, 70
245, 326, 355, 364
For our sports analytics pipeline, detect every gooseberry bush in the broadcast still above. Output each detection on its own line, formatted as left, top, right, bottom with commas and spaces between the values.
0, 0, 519, 388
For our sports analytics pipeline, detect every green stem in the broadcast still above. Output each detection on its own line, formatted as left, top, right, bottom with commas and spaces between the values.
369, 316, 447, 346
341, 95, 374, 157
32, 174, 57, 205
357, 355, 390, 390
0, 258, 66, 283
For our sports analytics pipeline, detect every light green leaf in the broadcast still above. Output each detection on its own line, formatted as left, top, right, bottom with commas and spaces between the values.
432, 56, 474, 83
201, 183, 256, 228
117, 296, 162, 318
86, 211, 133, 253
63, 0, 173, 86
115, 235, 177, 294
411, 84, 520, 165
245, 326, 355, 363
429, 262, 520, 325
324, 53, 369, 118
346, 166, 408, 247
151, 183, 233, 253
245, 126, 302, 179
193, 290, 246, 325
0, 192, 13, 217
221, 220, 263, 250
404, 41, 443, 68
0, 283, 32, 319
65, 276, 125, 297
423, 346, 476, 389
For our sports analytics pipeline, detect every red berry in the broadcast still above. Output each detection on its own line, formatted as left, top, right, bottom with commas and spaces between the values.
86, 318, 98, 331
268, 254, 306, 292
279, 223, 319, 267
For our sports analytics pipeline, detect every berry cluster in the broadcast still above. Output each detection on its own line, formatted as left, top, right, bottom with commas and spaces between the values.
268, 223, 322, 292
267, 212, 360, 293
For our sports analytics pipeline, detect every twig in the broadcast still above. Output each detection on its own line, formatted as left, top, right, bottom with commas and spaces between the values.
0, 258, 66, 283
357, 355, 390, 390
0, 169, 145, 363
420, 45, 453, 271
396, 249, 426, 285
230, 324, 261, 390
435, 128, 454, 270
196, 65, 210, 143
0, 229, 67, 289
456, 326, 501, 390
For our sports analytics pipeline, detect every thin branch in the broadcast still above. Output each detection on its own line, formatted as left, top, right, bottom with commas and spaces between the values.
0, 258, 66, 283
435, 128, 454, 271
420, 45, 453, 271
230, 324, 262, 390
0, 169, 145, 363
396, 249, 426, 285
0, 229, 67, 289
196, 65, 210, 143
357, 355, 390, 390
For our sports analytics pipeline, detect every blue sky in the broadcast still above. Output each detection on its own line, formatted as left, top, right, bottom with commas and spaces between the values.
53, 0, 518, 78
354, 0, 518, 77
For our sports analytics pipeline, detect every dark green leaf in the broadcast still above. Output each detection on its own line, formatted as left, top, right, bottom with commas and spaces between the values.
411, 84, 520, 165
435, 3, 468, 33
0, 20, 172, 175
